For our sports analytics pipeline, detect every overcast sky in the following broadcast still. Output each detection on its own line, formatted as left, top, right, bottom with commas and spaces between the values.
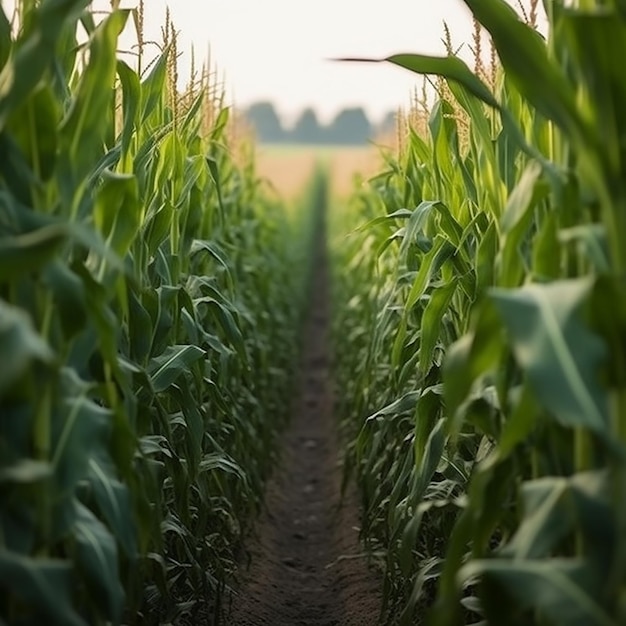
3, 1, 541, 124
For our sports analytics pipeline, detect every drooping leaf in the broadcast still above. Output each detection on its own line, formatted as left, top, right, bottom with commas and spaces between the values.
462, 0, 586, 142
147, 344, 205, 393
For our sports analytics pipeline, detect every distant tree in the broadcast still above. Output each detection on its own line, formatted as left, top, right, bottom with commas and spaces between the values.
245, 101, 284, 143
377, 110, 397, 138
291, 107, 324, 144
326, 107, 372, 145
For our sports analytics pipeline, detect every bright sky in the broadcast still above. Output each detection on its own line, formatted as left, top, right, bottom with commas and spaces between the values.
117, 0, 482, 124
3, 1, 542, 125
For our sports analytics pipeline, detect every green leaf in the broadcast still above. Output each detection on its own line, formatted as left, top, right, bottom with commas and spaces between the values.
501, 470, 613, 563
140, 50, 168, 122
501, 161, 544, 234
461, 558, 613, 626
532, 211, 561, 280
491, 278, 609, 435
195, 297, 247, 363
0, 299, 53, 393
58, 10, 128, 193
0, 551, 85, 626
365, 391, 421, 423
116, 60, 140, 155
148, 344, 205, 393
190, 239, 234, 291
498, 381, 540, 456
443, 298, 503, 432
88, 458, 137, 557
559, 224, 609, 274
73, 501, 124, 622
199, 452, 247, 482
558, 9, 626, 176
475, 220, 497, 294
412, 416, 447, 503
337, 49, 560, 174
170, 381, 204, 476
0, 223, 68, 281
43, 261, 87, 339
128, 288, 153, 364
52, 396, 110, 493
206, 156, 226, 224
210, 106, 230, 141
462, 0, 586, 142
0, 0, 90, 131
335, 53, 497, 107
93, 170, 141, 258
356, 208, 413, 233
406, 237, 454, 311
419, 279, 458, 376
502, 476, 573, 560
499, 161, 549, 287
5, 83, 59, 181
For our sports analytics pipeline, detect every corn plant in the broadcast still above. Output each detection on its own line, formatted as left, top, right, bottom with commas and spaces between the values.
0, 2, 311, 624
333, 0, 626, 623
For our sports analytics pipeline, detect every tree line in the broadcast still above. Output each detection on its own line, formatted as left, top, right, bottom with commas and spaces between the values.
244, 101, 395, 145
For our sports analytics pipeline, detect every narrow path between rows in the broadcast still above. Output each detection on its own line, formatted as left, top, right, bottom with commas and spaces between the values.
225, 223, 382, 625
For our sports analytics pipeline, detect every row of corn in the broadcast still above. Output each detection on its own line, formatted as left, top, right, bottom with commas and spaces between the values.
332, 0, 626, 624
0, 2, 313, 624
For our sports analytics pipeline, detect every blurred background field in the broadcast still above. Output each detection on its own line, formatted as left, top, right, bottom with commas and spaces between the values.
254, 143, 388, 199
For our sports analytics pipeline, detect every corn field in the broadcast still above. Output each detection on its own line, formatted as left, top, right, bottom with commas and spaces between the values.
332, 0, 626, 624
3, 0, 626, 624
0, 1, 315, 624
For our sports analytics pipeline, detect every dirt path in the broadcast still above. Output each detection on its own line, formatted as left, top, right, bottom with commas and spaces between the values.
224, 229, 382, 625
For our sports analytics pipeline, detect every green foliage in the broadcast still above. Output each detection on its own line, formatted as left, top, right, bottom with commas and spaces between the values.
332, 1, 626, 624
0, 3, 312, 624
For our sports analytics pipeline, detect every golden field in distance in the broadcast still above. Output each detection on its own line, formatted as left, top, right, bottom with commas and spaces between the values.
254, 144, 389, 200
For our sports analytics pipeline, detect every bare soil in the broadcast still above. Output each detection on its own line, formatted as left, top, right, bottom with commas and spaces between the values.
224, 233, 382, 625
